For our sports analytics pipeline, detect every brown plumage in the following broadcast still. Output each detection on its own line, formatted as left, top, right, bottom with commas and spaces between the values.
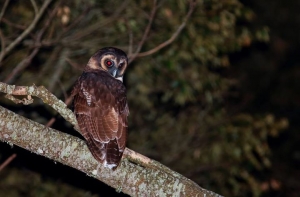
72, 47, 129, 170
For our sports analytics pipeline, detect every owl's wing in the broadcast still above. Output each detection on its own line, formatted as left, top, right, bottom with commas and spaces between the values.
72, 71, 129, 169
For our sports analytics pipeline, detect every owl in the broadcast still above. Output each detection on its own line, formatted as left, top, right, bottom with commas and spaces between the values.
72, 47, 129, 170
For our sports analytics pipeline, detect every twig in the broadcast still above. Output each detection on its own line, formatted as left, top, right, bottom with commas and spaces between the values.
0, 30, 5, 64
65, 58, 83, 71
63, 0, 129, 41
48, 49, 69, 92
60, 7, 91, 36
136, 0, 196, 58
30, 0, 39, 16
0, 154, 17, 172
0, 18, 26, 30
0, 0, 53, 64
4, 4, 59, 83
128, 27, 133, 56
4, 48, 40, 83
0, 0, 10, 23
45, 118, 56, 127
128, 0, 157, 64
37, 46, 62, 80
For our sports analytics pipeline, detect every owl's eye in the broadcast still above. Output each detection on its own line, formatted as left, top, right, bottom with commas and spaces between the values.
119, 62, 125, 69
105, 60, 113, 67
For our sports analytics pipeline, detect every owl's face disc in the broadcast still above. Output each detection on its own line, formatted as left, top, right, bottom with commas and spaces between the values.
86, 47, 128, 81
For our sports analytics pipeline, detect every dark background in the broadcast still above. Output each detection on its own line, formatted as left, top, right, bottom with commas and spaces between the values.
0, 0, 299, 196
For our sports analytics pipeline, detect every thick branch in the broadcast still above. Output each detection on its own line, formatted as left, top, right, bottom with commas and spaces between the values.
0, 106, 221, 197
0, 82, 222, 196
0, 82, 191, 180
0, 82, 78, 128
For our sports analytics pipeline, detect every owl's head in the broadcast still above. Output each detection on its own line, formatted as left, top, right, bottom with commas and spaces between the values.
86, 47, 128, 82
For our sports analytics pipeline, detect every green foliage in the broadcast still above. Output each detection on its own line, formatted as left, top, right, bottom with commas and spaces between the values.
0, 0, 287, 196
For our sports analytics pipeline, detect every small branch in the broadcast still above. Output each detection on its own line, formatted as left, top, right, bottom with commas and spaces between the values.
0, 30, 5, 64
136, 0, 196, 58
0, 82, 78, 128
128, 0, 157, 64
0, 154, 16, 172
30, 0, 39, 16
63, 0, 129, 42
37, 46, 63, 81
65, 58, 83, 71
0, 0, 10, 23
4, 48, 40, 83
48, 49, 69, 92
0, 0, 53, 64
127, 26, 133, 56
60, 6, 91, 36
45, 117, 56, 127
4, 4, 59, 83
0, 18, 27, 30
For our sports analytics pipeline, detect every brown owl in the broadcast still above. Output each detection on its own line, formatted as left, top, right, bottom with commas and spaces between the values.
72, 47, 129, 170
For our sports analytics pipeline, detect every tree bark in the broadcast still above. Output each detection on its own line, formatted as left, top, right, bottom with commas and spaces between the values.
0, 83, 222, 196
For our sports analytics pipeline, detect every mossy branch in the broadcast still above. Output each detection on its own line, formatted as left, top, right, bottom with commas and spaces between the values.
0, 82, 222, 197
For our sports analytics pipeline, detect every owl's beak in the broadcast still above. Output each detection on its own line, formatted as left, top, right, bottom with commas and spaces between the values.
110, 68, 118, 77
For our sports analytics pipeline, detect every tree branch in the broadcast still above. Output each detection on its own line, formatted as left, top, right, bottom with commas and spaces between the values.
0, 30, 5, 60
136, 0, 196, 58
0, 1, 9, 62
0, 82, 222, 196
0, 0, 10, 23
2, 2, 60, 83
0, 0, 53, 64
30, 0, 39, 16
0, 82, 78, 128
0, 154, 16, 172
128, 0, 157, 64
